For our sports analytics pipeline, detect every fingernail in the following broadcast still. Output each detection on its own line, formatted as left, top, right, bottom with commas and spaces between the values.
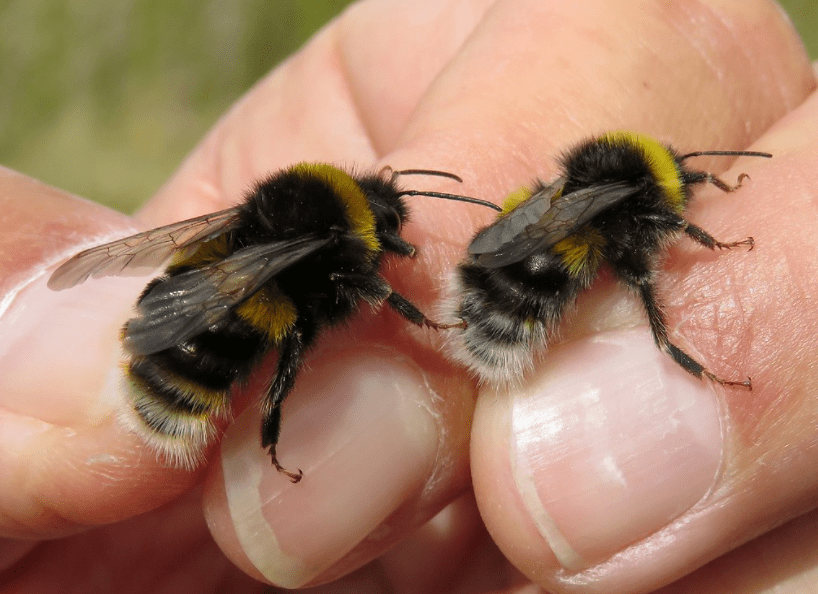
220, 348, 439, 588
509, 329, 723, 570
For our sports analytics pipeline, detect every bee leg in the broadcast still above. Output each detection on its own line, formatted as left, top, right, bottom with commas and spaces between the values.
261, 329, 306, 483
386, 291, 465, 330
684, 222, 754, 251
379, 232, 416, 257
331, 269, 460, 329
634, 280, 752, 390
702, 172, 750, 193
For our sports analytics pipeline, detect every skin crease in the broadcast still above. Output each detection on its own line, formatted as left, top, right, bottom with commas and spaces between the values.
2, 0, 818, 592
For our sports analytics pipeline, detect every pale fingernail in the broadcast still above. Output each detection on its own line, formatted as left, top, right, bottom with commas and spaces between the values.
510, 329, 723, 570
220, 348, 439, 588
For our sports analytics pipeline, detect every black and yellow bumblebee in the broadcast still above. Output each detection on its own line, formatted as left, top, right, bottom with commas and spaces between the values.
451, 131, 770, 388
49, 163, 500, 482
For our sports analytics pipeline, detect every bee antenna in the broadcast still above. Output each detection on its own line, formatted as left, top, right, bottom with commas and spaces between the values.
392, 168, 464, 183
680, 150, 773, 161
386, 167, 502, 211
396, 189, 503, 212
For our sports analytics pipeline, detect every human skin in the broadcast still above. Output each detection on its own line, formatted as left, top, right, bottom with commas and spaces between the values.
2, 0, 818, 592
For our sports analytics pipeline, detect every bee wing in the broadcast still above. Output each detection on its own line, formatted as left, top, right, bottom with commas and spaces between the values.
123, 234, 332, 356
467, 178, 565, 258
48, 207, 242, 290
469, 181, 639, 268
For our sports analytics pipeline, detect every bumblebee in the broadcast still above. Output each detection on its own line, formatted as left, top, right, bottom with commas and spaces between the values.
49, 163, 499, 482
451, 131, 770, 388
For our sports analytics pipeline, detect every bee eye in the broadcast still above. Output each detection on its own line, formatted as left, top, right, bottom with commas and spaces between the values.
385, 207, 402, 230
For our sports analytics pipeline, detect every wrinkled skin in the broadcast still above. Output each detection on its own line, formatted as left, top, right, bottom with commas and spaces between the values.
2, 1, 818, 593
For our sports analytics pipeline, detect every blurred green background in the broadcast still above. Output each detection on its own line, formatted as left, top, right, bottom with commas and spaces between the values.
0, 0, 355, 212
0, 0, 814, 213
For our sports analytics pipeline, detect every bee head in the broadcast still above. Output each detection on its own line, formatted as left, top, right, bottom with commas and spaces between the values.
374, 167, 501, 228
356, 173, 410, 233
362, 167, 501, 256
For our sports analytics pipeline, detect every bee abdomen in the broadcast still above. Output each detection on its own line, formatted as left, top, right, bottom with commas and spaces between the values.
120, 300, 274, 468
458, 319, 544, 384
449, 276, 540, 384
122, 353, 236, 470
450, 260, 582, 384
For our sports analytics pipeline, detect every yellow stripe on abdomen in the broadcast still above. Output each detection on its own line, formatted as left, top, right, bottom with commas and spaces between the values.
500, 186, 534, 215
553, 227, 606, 278
169, 235, 232, 271
235, 286, 298, 342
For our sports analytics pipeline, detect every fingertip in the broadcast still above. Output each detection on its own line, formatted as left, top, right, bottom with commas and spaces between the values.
0, 403, 205, 538
0, 173, 211, 537
205, 347, 446, 587
472, 329, 726, 591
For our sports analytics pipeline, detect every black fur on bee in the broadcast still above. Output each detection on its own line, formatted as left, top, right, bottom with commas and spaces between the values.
49, 164, 500, 481
450, 131, 770, 388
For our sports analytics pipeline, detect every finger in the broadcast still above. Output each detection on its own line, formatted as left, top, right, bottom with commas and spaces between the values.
203, 342, 474, 588
653, 507, 818, 594
2, 489, 264, 593
198, 0, 813, 589
0, 0, 491, 540
376, 493, 527, 593
0, 169, 207, 538
389, 0, 811, 193
470, 51, 818, 594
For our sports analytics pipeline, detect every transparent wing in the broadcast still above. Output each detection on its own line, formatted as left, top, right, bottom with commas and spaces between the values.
123, 234, 332, 356
469, 181, 640, 268
48, 207, 242, 290
467, 178, 565, 258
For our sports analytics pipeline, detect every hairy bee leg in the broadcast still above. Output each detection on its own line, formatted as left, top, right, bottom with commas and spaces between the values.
703, 172, 750, 193
635, 281, 752, 390
330, 269, 459, 329
684, 223, 754, 251
331, 269, 459, 329
261, 328, 306, 483
379, 232, 416, 257
386, 291, 465, 329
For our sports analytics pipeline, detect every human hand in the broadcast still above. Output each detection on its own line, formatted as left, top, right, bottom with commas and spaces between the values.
2, 1, 817, 592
